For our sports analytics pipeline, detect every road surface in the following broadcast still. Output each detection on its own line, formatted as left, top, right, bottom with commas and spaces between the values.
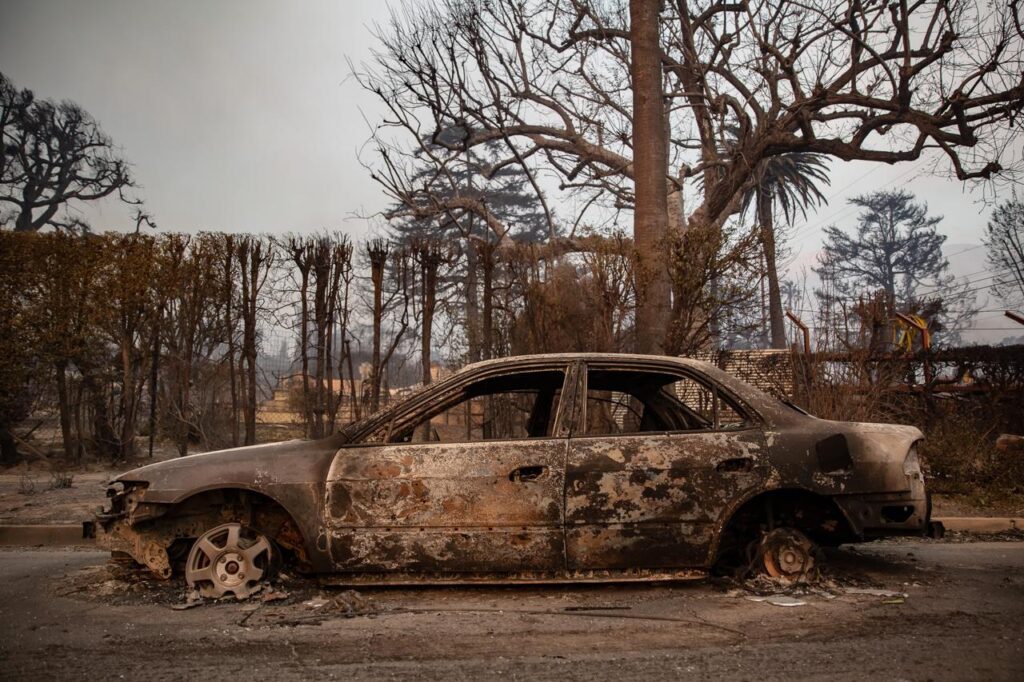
0, 540, 1022, 680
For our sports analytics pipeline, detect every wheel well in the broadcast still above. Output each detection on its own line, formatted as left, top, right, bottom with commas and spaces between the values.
715, 489, 857, 564
161, 488, 311, 570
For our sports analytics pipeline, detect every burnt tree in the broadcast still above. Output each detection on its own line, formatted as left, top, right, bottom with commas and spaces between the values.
360, 0, 1024, 351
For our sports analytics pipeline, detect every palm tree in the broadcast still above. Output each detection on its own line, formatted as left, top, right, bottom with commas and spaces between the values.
741, 153, 830, 348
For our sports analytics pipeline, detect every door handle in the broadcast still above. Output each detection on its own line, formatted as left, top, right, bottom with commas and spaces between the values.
509, 465, 547, 482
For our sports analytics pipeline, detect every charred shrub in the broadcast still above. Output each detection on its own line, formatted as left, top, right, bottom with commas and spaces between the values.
919, 408, 1024, 495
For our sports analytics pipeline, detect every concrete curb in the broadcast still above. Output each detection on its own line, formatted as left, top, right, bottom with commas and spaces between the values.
934, 517, 1022, 533
0, 524, 94, 547
0, 517, 1020, 548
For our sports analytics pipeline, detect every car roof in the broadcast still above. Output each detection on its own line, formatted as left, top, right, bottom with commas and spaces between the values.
458, 352, 718, 374
345, 353, 796, 441
452, 353, 793, 426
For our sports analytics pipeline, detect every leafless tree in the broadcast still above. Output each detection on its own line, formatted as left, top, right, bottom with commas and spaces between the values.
985, 197, 1024, 305
305, 235, 353, 437
412, 238, 451, 388
364, 239, 413, 413
284, 236, 316, 431
359, 0, 1024, 350
96, 234, 162, 461
220, 235, 241, 447
159, 235, 224, 457
237, 236, 277, 443
0, 72, 138, 232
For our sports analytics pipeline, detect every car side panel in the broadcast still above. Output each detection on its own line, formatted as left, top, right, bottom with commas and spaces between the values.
325, 439, 567, 572
565, 430, 769, 569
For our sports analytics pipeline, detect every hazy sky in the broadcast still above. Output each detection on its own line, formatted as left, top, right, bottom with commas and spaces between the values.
0, 0, 388, 236
1, 0, 1019, 339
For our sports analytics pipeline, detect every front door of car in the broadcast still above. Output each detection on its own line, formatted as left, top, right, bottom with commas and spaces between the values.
324, 366, 576, 574
565, 366, 768, 570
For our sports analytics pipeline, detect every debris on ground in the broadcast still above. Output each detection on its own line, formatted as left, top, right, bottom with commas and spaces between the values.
843, 587, 908, 599
54, 562, 187, 606
717, 556, 922, 610
244, 589, 381, 627
170, 592, 205, 611
261, 588, 290, 603
744, 595, 807, 607
302, 595, 330, 609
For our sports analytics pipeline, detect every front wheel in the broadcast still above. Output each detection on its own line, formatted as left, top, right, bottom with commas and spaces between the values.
185, 522, 276, 599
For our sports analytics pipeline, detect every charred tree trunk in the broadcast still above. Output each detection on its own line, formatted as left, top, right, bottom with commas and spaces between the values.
0, 426, 18, 464
367, 239, 389, 413
465, 236, 481, 363
298, 269, 312, 434
332, 262, 352, 432
415, 240, 444, 387
285, 238, 314, 437
177, 344, 192, 457
223, 236, 239, 447
147, 312, 161, 458
82, 370, 120, 461
311, 251, 329, 439
345, 338, 360, 422
757, 190, 787, 349
480, 242, 494, 361
55, 361, 75, 460
118, 339, 137, 461
630, 0, 671, 354
238, 238, 270, 446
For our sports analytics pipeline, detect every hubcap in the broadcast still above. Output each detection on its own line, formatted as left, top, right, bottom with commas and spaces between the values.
185, 523, 273, 599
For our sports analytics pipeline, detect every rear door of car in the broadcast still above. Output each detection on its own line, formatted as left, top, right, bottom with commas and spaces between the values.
564, 362, 768, 570
324, 362, 579, 574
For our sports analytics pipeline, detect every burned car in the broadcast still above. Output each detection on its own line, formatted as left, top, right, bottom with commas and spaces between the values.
95, 353, 939, 597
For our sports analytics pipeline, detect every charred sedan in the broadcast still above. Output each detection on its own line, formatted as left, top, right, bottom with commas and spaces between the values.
95, 354, 939, 597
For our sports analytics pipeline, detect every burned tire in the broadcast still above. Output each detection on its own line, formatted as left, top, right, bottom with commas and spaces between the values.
185, 522, 277, 599
756, 527, 816, 582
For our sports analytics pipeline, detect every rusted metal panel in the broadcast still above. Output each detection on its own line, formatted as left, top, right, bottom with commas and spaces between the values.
566, 524, 715, 569
317, 566, 707, 587
328, 528, 564, 572
565, 431, 768, 569
325, 439, 567, 571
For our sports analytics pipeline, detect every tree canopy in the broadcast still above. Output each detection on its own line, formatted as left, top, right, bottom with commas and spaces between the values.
359, 0, 1024, 350
817, 190, 947, 303
0, 71, 137, 233
985, 198, 1024, 306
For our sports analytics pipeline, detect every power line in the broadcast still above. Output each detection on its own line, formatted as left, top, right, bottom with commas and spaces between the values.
915, 267, 1013, 295
786, 158, 931, 242
945, 243, 987, 259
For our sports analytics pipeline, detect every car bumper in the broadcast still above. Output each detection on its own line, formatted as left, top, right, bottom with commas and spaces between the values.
833, 474, 938, 539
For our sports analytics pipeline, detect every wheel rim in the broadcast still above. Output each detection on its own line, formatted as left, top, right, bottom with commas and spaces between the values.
760, 528, 815, 582
185, 523, 273, 599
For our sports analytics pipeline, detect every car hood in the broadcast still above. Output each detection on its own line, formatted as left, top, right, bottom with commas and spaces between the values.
113, 434, 348, 504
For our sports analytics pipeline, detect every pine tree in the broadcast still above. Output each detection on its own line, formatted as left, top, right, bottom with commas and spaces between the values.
815, 190, 974, 343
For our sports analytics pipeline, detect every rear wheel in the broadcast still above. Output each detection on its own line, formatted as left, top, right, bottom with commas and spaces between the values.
756, 528, 816, 582
185, 522, 276, 599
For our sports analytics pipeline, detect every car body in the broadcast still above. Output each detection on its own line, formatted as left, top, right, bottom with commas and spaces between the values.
95, 353, 938, 589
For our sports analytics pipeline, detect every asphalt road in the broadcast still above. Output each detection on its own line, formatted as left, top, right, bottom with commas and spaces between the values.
1, 541, 1022, 681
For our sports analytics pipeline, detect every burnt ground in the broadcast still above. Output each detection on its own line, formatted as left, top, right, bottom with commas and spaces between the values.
0, 539, 1021, 681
